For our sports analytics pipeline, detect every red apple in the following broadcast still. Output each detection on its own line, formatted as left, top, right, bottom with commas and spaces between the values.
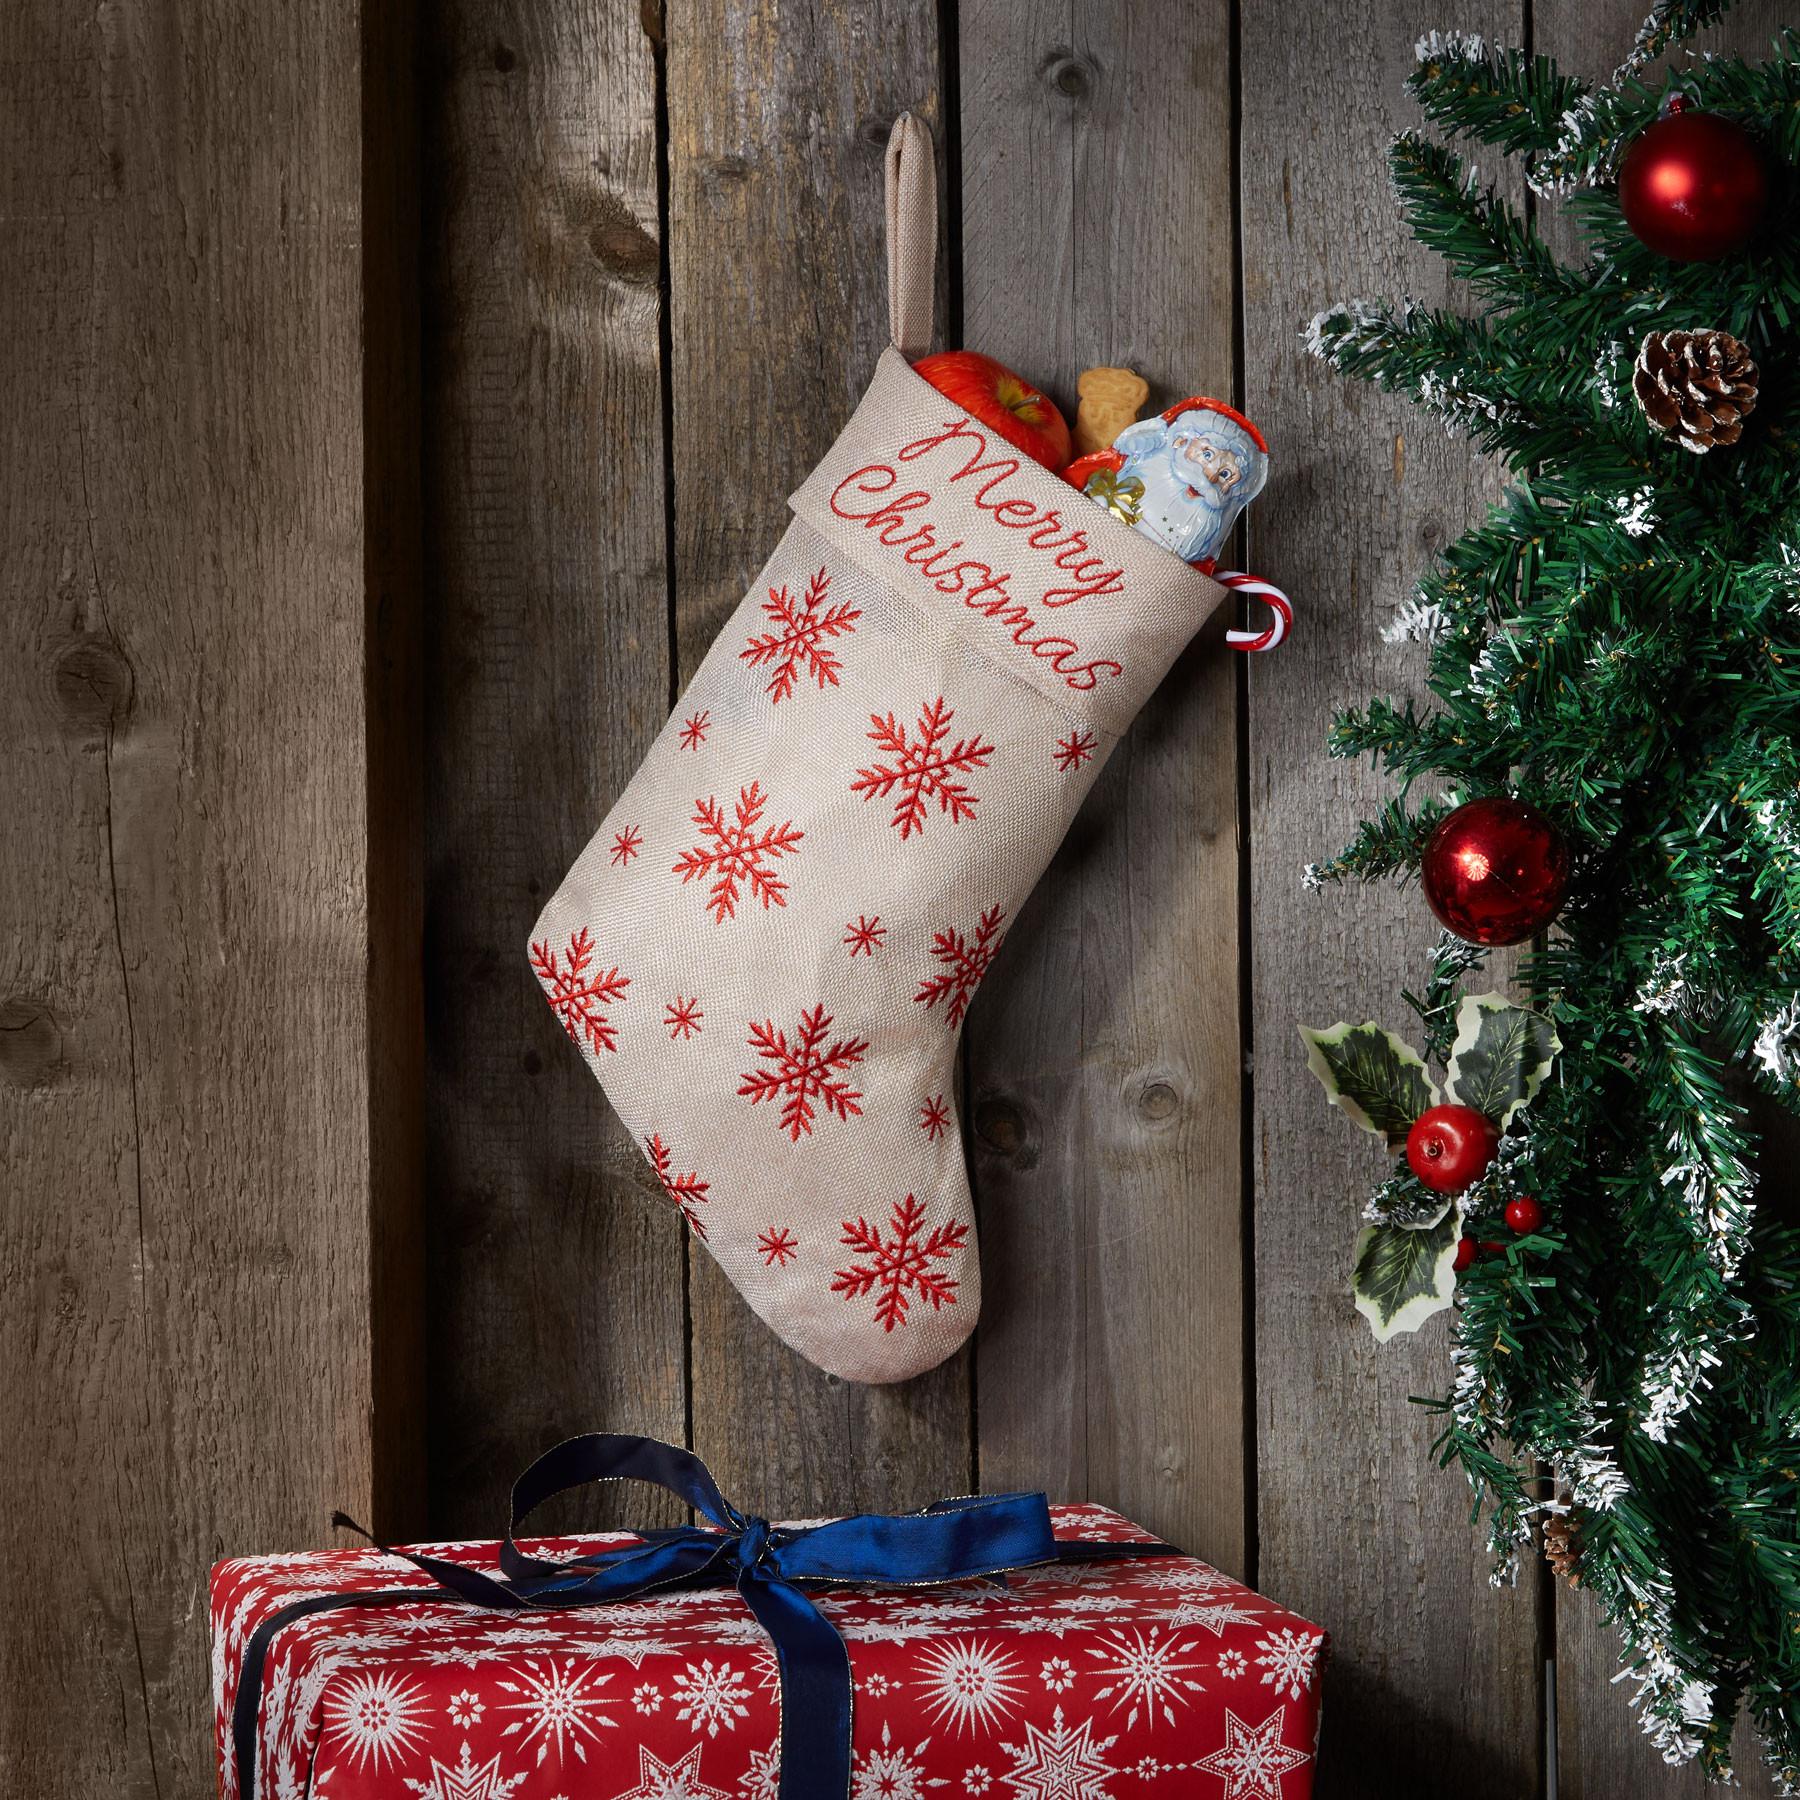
913, 351, 1071, 471
1406, 1104, 1499, 1195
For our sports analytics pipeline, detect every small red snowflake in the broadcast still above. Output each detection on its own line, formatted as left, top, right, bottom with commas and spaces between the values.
1053, 729, 1098, 772
757, 1226, 799, 1268
738, 1003, 869, 1142
672, 782, 804, 923
610, 824, 645, 866
646, 1133, 710, 1237
740, 566, 861, 703
530, 927, 629, 1055
851, 697, 994, 839
920, 1095, 951, 1140
664, 995, 704, 1040
679, 710, 711, 751
915, 904, 1007, 1029
843, 914, 886, 958
832, 1194, 969, 1331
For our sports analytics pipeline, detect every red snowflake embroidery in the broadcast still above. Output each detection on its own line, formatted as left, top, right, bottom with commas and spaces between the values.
739, 566, 861, 703
851, 698, 995, 839
915, 904, 1007, 1029
610, 824, 645, 866
664, 995, 704, 1040
844, 914, 886, 958
679, 710, 711, 751
757, 1226, 799, 1267
646, 1133, 710, 1238
832, 1194, 969, 1332
737, 1003, 869, 1142
1053, 729, 1097, 772
672, 782, 804, 923
530, 927, 629, 1054
920, 1095, 951, 1140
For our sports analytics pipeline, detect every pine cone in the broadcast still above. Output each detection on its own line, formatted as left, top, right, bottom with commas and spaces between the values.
1543, 1507, 1582, 1586
1633, 328, 1758, 453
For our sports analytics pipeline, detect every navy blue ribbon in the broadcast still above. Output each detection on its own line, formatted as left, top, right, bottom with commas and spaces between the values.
232, 1432, 1174, 1800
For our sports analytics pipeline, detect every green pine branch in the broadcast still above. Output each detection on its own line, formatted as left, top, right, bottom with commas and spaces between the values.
1304, 9, 1800, 1783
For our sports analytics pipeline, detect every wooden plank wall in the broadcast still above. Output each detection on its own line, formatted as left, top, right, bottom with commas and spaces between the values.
0, 2, 422, 1796
7, 1, 1792, 1795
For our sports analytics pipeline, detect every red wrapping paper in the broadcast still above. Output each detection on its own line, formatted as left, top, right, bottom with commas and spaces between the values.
212, 1504, 1325, 1799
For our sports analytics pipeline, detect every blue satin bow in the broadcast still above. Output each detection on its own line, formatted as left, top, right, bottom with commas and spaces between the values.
232, 1432, 1173, 1800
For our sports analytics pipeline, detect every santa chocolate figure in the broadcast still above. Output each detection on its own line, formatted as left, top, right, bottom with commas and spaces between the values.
1076, 397, 1270, 571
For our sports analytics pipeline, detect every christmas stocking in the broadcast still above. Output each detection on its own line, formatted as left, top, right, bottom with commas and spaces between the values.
531, 115, 1233, 1382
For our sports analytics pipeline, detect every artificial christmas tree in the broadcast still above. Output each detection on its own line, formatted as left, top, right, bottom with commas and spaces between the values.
1300, 4, 1800, 1785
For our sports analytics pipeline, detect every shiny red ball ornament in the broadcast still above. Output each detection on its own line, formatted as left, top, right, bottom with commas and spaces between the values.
1422, 798, 1570, 946
1453, 1235, 1478, 1274
1618, 105, 1768, 262
1505, 1195, 1544, 1235
1407, 1104, 1500, 1195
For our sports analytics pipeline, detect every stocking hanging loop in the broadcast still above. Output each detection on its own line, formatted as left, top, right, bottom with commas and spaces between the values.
885, 111, 936, 359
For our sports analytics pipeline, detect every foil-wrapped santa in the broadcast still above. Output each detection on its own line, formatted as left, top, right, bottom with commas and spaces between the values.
1066, 393, 1270, 573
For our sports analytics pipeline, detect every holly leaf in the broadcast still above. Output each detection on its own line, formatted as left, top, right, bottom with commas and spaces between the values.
1444, 993, 1561, 1128
1300, 1021, 1438, 1148
1352, 1205, 1462, 1342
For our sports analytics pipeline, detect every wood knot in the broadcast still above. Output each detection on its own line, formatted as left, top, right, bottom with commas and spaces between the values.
1041, 50, 1096, 103
587, 192, 659, 285
974, 1096, 1037, 1168
0, 995, 66, 1090
51, 634, 133, 736
491, 41, 517, 73
1137, 1078, 1180, 1123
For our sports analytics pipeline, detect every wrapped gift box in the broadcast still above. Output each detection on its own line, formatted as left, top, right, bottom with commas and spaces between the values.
213, 1503, 1325, 1799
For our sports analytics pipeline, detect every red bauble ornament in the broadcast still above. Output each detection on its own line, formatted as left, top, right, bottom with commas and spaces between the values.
1407, 1104, 1500, 1194
1618, 106, 1768, 262
1505, 1195, 1544, 1235
1422, 798, 1570, 946
1453, 1235, 1478, 1273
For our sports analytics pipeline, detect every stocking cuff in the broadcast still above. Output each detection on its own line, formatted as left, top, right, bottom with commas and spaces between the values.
792, 347, 1228, 739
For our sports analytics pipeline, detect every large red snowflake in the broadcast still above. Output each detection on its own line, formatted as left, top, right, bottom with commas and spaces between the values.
646, 1133, 710, 1238
737, 1003, 868, 1142
915, 904, 1007, 1029
851, 698, 994, 839
739, 566, 861, 703
672, 782, 804, 923
832, 1194, 969, 1331
530, 927, 629, 1054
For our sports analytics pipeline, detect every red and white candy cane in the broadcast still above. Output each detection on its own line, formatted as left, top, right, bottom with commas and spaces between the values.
1216, 570, 1293, 652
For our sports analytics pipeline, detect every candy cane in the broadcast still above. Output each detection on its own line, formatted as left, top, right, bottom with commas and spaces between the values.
1216, 570, 1293, 652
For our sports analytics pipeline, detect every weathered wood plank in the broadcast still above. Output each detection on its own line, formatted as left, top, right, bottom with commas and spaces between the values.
421, 0, 686, 1533
0, 0, 421, 1792
1242, 1, 1544, 1792
666, 2, 970, 1514
1530, 3, 1786, 1789
958, 1, 1248, 1573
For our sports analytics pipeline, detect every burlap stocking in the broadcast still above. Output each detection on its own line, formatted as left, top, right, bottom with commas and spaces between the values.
531, 114, 1230, 1382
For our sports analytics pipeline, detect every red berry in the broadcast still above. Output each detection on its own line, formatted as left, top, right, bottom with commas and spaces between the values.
1505, 1195, 1544, 1235
1406, 1104, 1500, 1194
1453, 1236, 1477, 1273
